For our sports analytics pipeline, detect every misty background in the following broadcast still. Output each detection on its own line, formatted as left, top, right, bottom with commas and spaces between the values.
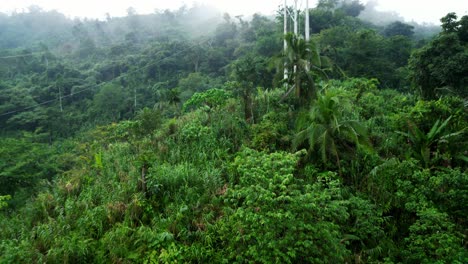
0, 0, 453, 135
0, 0, 466, 262
0, 1, 443, 52
1, 0, 466, 24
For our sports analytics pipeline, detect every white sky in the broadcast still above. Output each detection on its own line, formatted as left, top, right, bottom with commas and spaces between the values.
0, 0, 467, 24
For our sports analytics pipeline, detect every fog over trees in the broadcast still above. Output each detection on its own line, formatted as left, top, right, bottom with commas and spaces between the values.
0, 1, 466, 263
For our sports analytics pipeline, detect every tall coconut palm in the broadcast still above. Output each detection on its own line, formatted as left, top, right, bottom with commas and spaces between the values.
293, 88, 371, 173
282, 33, 332, 105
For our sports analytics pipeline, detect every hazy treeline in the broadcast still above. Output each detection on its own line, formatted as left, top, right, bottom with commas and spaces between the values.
0, 0, 466, 263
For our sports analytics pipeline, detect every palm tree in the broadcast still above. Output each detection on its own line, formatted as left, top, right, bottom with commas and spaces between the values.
153, 87, 181, 117
282, 33, 332, 105
293, 88, 370, 173
397, 116, 466, 168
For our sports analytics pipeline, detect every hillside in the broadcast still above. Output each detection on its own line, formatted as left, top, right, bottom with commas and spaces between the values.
0, 2, 467, 263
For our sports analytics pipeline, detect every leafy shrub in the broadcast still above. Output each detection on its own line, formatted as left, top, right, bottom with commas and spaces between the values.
215, 148, 350, 263
251, 111, 290, 151
182, 88, 232, 112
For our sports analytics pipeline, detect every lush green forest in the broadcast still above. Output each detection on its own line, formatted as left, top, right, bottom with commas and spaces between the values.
0, 1, 467, 263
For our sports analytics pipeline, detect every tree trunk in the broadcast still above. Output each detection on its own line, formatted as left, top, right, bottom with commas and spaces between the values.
243, 93, 253, 123
140, 165, 147, 196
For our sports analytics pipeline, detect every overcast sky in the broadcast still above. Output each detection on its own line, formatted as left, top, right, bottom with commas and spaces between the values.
1, 0, 467, 24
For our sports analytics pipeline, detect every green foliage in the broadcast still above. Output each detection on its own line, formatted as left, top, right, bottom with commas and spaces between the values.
230, 53, 273, 89
182, 88, 232, 112
146, 162, 222, 206
384, 21, 415, 37
0, 195, 11, 209
282, 33, 332, 104
339, 0, 365, 17
308, 1, 365, 34
134, 107, 163, 135
409, 13, 468, 99
177, 72, 211, 100
251, 111, 290, 151
294, 87, 370, 173
441, 12, 460, 33
217, 148, 349, 263
367, 159, 419, 212
401, 97, 466, 133
397, 168, 468, 223
318, 26, 414, 88
343, 195, 387, 262
397, 116, 466, 168
0, 5, 467, 264
403, 208, 466, 263
336, 77, 379, 103
230, 53, 274, 121
395, 97, 467, 168
91, 83, 128, 123
396, 169, 468, 263
0, 135, 60, 202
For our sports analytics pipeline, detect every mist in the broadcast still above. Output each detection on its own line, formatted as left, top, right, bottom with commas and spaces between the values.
0, 4, 226, 52
359, 0, 404, 26
358, 0, 440, 39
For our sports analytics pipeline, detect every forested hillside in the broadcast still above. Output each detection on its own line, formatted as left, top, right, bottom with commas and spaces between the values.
0, 1, 466, 263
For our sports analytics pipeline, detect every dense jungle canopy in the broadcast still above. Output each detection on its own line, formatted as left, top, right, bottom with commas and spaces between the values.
0, 1, 466, 263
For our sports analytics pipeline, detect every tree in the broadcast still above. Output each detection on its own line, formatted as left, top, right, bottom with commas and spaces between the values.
91, 83, 127, 123
317, 26, 352, 67
177, 72, 210, 101
333, 29, 413, 87
213, 13, 238, 46
153, 86, 182, 117
231, 54, 273, 121
385, 35, 413, 68
308, 8, 341, 34
396, 169, 468, 262
182, 88, 232, 112
317, 0, 340, 10
294, 88, 370, 173
397, 116, 466, 168
339, 0, 365, 17
0, 136, 58, 200
72, 22, 96, 58
441, 12, 458, 33
250, 14, 281, 57
408, 13, 468, 99
308, 0, 364, 34
0, 195, 10, 210
458, 15, 468, 41
383, 21, 415, 37
216, 148, 349, 263
283, 33, 331, 105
